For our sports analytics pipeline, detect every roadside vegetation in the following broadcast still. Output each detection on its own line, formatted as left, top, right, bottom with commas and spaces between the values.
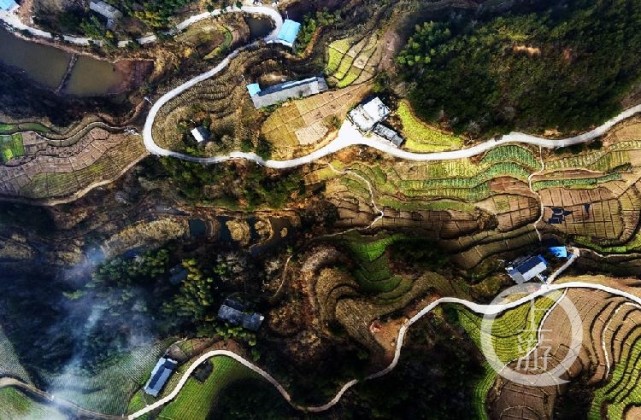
0, 133, 24, 163
156, 158, 305, 209
396, 100, 463, 152
398, 0, 641, 136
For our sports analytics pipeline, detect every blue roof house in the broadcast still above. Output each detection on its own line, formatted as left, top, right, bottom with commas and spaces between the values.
276, 19, 301, 48
0, 0, 19, 11
144, 357, 178, 397
246, 83, 262, 97
548, 246, 568, 259
506, 255, 548, 284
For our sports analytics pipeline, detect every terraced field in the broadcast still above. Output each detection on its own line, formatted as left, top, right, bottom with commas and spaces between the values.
0, 326, 31, 383
306, 121, 641, 267
476, 276, 641, 419
456, 292, 562, 366
324, 34, 382, 88
261, 83, 370, 157
43, 339, 174, 415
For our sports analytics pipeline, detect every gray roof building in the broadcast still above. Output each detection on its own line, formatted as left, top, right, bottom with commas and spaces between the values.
218, 298, 264, 332
506, 255, 548, 284
373, 124, 404, 147
247, 76, 328, 109
144, 357, 178, 397
89, 1, 122, 20
349, 97, 390, 132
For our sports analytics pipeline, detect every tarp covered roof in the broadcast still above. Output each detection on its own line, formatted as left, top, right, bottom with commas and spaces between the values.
0, 0, 18, 11
277, 19, 301, 46
247, 83, 261, 97
548, 246, 568, 258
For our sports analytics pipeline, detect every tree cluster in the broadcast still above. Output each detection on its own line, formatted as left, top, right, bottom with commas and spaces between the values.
398, 0, 641, 135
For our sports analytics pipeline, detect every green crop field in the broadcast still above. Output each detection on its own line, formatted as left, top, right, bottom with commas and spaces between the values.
159, 356, 255, 419
532, 173, 622, 191
0, 133, 25, 163
456, 292, 562, 364
397, 101, 463, 152
575, 231, 641, 254
341, 231, 406, 262
480, 145, 540, 171
471, 363, 496, 420
0, 388, 65, 420
589, 333, 641, 419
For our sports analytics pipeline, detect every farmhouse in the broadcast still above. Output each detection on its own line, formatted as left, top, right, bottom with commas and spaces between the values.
505, 255, 548, 284
89, 0, 122, 20
0, 0, 19, 12
217, 298, 264, 332
547, 207, 572, 225
191, 126, 210, 144
246, 76, 328, 109
276, 19, 301, 48
373, 124, 404, 147
144, 357, 178, 397
349, 97, 390, 132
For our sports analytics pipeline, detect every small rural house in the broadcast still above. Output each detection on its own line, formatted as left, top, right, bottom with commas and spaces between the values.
276, 19, 302, 48
89, 0, 122, 27
144, 357, 178, 397
217, 298, 264, 332
349, 97, 391, 132
373, 124, 404, 147
246, 76, 328, 109
505, 255, 548, 284
191, 126, 210, 144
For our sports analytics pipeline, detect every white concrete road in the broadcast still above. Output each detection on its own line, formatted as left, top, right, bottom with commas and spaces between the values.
145, 75, 641, 166
129, 279, 641, 418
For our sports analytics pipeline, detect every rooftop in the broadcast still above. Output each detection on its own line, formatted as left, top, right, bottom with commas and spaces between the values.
506, 255, 547, 284
218, 299, 264, 332
249, 76, 328, 109
246, 83, 261, 97
0, 0, 18, 11
144, 357, 178, 397
89, 0, 122, 20
191, 126, 210, 143
373, 124, 404, 147
548, 246, 568, 259
277, 19, 301, 47
349, 97, 391, 132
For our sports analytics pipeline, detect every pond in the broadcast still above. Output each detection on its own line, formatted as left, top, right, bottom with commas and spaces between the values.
245, 15, 274, 41
0, 27, 126, 96
0, 27, 69, 89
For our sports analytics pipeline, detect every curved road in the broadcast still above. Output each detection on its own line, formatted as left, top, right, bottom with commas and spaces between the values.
129, 278, 641, 418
